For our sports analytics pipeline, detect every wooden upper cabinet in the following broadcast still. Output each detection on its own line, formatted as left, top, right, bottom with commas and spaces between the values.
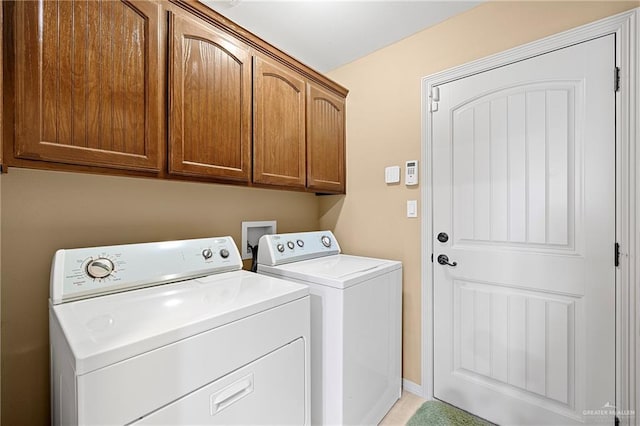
0, 2, 3, 172
13, 0, 161, 171
7, 0, 348, 190
168, 12, 251, 181
253, 56, 306, 188
306, 84, 346, 193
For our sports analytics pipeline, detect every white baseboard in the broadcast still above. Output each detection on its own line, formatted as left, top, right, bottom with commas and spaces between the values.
402, 378, 425, 398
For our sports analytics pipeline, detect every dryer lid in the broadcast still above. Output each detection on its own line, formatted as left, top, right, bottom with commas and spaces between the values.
50, 270, 308, 374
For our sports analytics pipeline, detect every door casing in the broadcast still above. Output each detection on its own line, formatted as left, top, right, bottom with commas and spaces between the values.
419, 8, 640, 425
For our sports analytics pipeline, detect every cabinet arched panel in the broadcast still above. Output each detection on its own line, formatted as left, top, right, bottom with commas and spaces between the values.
253, 57, 306, 188
168, 12, 251, 181
307, 84, 345, 194
14, 0, 161, 171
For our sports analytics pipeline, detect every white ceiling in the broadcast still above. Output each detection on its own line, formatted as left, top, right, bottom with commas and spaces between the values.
202, 1, 483, 73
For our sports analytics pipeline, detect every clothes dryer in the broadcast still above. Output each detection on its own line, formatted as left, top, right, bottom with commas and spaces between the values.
50, 236, 310, 425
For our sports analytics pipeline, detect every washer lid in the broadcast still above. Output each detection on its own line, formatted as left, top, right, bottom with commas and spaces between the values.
50, 270, 308, 375
258, 254, 402, 289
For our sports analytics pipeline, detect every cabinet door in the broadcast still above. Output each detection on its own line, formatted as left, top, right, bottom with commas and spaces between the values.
253, 57, 306, 188
306, 84, 346, 193
14, 0, 161, 171
0, 1, 3, 171
168, 12, 251, 181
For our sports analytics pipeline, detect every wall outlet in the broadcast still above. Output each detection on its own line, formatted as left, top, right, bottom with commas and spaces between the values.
241, 221, 277, 260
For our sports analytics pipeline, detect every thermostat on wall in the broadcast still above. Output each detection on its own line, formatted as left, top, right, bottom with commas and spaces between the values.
406, 160, 418, 185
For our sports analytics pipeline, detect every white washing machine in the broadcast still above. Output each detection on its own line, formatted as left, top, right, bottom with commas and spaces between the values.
257, 231, 402, 426
49, 236, 310, 425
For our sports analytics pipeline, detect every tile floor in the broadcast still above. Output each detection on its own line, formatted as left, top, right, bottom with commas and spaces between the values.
379, 390, 426, 425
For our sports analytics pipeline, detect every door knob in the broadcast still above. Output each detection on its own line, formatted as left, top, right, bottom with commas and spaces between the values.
437, 254, 457, 267
437, 232, 449, 243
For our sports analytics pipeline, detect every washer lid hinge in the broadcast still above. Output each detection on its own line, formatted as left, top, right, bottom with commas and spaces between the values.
615, 67, 621, 92
615, 415, 620, 426
615, 242, 620, 267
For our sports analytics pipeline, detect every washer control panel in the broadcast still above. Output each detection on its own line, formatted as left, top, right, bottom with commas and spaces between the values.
257, 231, 341, 266
51, 236, 242, 304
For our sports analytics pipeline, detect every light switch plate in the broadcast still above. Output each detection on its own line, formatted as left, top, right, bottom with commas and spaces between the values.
407, 200, 418, 218
385, 166, 400, 184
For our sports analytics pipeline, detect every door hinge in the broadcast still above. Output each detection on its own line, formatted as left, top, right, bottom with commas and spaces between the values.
614, 415, 620, 426
615, 242, 620, 267
615, 67, 621, 92
430, 253, 433, 263
430, 86, 440, 112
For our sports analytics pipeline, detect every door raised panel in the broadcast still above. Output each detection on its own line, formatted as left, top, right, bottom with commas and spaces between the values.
168, 12, 251, 181
452, 82, 580, 254
253, 56, 306, 188
454, 281, 575, 408
14, 0, 160, 171
306, 84, 345, 194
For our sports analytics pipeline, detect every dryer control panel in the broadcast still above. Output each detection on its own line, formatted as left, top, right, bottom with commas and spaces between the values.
51, 237, 243, 304
258, 231, 341, 266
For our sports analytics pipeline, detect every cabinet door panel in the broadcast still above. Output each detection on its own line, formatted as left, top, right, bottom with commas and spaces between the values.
253, 57, 306, 188
168, 12, 251, 181
307, 84, 345, 193
14, 0, 161, 171
0, 1, 3, 170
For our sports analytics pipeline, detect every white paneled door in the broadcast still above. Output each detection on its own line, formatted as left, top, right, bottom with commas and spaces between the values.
432, 35, 615, 425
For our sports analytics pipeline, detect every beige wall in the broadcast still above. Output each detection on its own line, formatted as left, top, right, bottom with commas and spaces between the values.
2, 2, 639, 424
321, 0, 639, 386
0, 168, 319, 424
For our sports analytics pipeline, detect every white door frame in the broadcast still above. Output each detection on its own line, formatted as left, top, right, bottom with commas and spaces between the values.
419, 8, 639, 424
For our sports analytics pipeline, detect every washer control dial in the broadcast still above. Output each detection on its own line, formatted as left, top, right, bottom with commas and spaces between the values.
287, 241, 295, 250
219, 248, 230, 259
277, 243, 285, 253
296, 239, 304, 247
86, 258, 115, 279
202, 249, 213, 260
321, 235, 332, 248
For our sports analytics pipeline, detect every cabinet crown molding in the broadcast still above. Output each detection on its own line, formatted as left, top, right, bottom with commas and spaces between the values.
169, 0, 349, 98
